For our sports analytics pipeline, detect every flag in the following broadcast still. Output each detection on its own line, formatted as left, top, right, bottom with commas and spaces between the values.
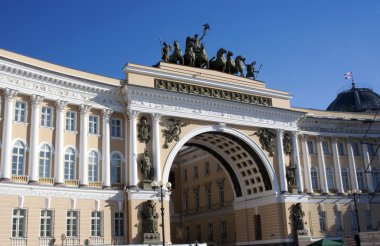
344, 71, 352, 80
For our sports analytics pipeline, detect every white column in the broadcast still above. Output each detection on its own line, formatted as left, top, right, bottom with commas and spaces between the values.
291, 131, 303, 193
54, 100, 68, 185
28, 95, 44, 183
277, 129, 287, 193
362, 143, 375, 193
316, 136, 329, 194
79, 105, 91, 186
124, 113, 129, 185
128, 110, 138, 187
331, 138, 344, 194
102, 109, 112, 188
300, 135, 313, 193
152, 113, 162, 182
347, 139, 359, 190
0, 89, 18, 181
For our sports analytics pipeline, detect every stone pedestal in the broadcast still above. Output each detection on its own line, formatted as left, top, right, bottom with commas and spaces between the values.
291, 185, 298, 194
140, 181, 152, 189
142, 232, 160, 244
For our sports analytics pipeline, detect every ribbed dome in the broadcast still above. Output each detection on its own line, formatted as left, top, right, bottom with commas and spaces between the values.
327, 83, 380, 112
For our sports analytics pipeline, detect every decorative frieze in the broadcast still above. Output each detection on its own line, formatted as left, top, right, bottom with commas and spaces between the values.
155, 78, 272, 107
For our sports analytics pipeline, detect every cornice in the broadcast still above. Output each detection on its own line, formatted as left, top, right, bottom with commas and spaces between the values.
124, 65, 292, 100
0, 60, 123, 112
123, 85, 304, 131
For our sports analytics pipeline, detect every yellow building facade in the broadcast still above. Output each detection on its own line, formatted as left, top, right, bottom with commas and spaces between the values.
0, 49, 379, 246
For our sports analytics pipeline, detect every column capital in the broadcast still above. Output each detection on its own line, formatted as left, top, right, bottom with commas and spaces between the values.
291, 131, 299, 137
316, 135, 324, 142
277, 128, 283, 135
80, 104, 92, 115
30, 95, 44, 106
56, 100, 68, 111
152, 113, 162, 122
102, 108, 113, 118
300, 134, 309, 141
127, 109, 139, 120
4, 88, 18, 101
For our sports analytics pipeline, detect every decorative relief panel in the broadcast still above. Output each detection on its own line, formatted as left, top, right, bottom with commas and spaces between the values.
155, 79, 272, 107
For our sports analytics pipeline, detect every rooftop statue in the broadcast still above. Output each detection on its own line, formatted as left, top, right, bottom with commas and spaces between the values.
169, 40, 184, 65
245, 61, 257, 79
195, 43, 208, 68
161, 42, 172, 63
225, 51, 235, 74
184, 37, 196, 67
209, 48, 227, 72
234, 55, 246, 77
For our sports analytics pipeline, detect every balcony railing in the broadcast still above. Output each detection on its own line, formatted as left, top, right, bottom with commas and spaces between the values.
65, 237, 80, 246
39, 237, 55, 246
11, 175, 28, 184
38, 178, 55, 186
88, 181, 102, 188
90, 237, 104, 245
64, 180, 80, 187
113, 237, 125, 245
11, 238, 27, 246
112, 183, 124, 190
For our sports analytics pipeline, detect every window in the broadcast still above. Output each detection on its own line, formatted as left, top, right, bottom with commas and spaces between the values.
40, 210, 53, 237
12, 209, 27, 237
337, 142, 345, 156
12, 140, 25, 175
196, 224, 201, 242
111, 153, 122, 184
221, 220, 227, 240
372, 168, 380, 191
334, 210, 343, 231
204, 161, 210, 176
64, 148, 76, 180
366, 210, 374, 230
352, 143, 360, 156
89, 115, 98, 134
218, 181, 225, 206
217, 163, 222, 172
311, 166, 319, 191
350, 210, 358, 231
319, 211, 327, 232
322, 141, 330, 155
184, 169, 188, 181
14, 100, 27, 122
66, 211, 79, 237
91, 211, 103, 237
41, 107, 52, 127
184, 192, 189, 213
367, 144, 376, 156
66, 111, 76, 131
357, 169, 366, 191
185, 226, 190, 242
88, 151, 99, 182
341, 168, 350, 192
205, 184, 212, 209
208, 223, 213, 241
194, 187, 200, 209
111, 119, 121, 137
254, 215, 262, 240
39, 144, 52, 178
307, 140, 315, 154
114, 212, 124, 237
193, 166, 198, 179
326, 167, 335, 190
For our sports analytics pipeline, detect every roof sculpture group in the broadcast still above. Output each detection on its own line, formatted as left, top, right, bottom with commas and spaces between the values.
160, 24, 261, 80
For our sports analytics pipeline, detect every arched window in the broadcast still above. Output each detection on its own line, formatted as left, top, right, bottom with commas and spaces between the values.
64, 148, 76, 180
88, 151, 99, 182
311, 166, 319, 190
111, 153, 122, 184
356, 168, 366, 191
39, 144, 52, 178
12, 141, 26, 175
341, 168, 350, 192
326, 167, 335, 190
373, 168, 380, 192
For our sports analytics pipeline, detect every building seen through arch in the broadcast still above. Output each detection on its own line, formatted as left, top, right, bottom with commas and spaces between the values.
0, 48, 379, 246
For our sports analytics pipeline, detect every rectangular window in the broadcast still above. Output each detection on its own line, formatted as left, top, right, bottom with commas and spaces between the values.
114, 212, 124, 237
196, 224, 201, 242
91, 211, 103, 237
193, 166, 198, 179
219, 183, 225, 206
184, 192, 189, 214
322, 141, 330, 155
111, 119, 122, 137
66, 211, 79, 237
185, 226, 190, 242
208, 223, 213, 241
194, 188, 200, 209
338, 142, 345, 156
205, 161, 210, 176
367, 144, 376, 156
40, 210, 53, 237
41, 107, 53, 127
66, 111, 76, 131
221, 220, 227, 240
307, 140, 315, 154
335, 210, 343, 232
352, 143, 360, 156
89, 115, 98, 134
12, 209, 27, 237
184, 169, 187, 182
254, 215, 262, 240
206, 185, 212, 209
14, 101, 27, 122
366, 210, 374, 230
319, 211, 327, 232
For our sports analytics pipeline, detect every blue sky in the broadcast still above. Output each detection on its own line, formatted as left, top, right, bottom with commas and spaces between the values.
1, 1, 379, 110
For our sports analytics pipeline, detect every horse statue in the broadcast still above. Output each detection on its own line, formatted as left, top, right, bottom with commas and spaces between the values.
195, 43, 208, 68
225, 51, 235, 74
234, 55, 246, 77
209, 48, 227, 72
169, 40, 184, 65
184, 37, 196, 67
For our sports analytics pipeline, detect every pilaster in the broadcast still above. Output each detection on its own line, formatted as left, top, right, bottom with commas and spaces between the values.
29, 95, 44, 183
54, 100, 68, 185
300, 134, 313, 193
128, 109, 139, 187
79, 104, 91, 186
102, 108, 113, 188
277, 129, 287, 193
291, 131, 303, 193
152, 113, 162, 182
